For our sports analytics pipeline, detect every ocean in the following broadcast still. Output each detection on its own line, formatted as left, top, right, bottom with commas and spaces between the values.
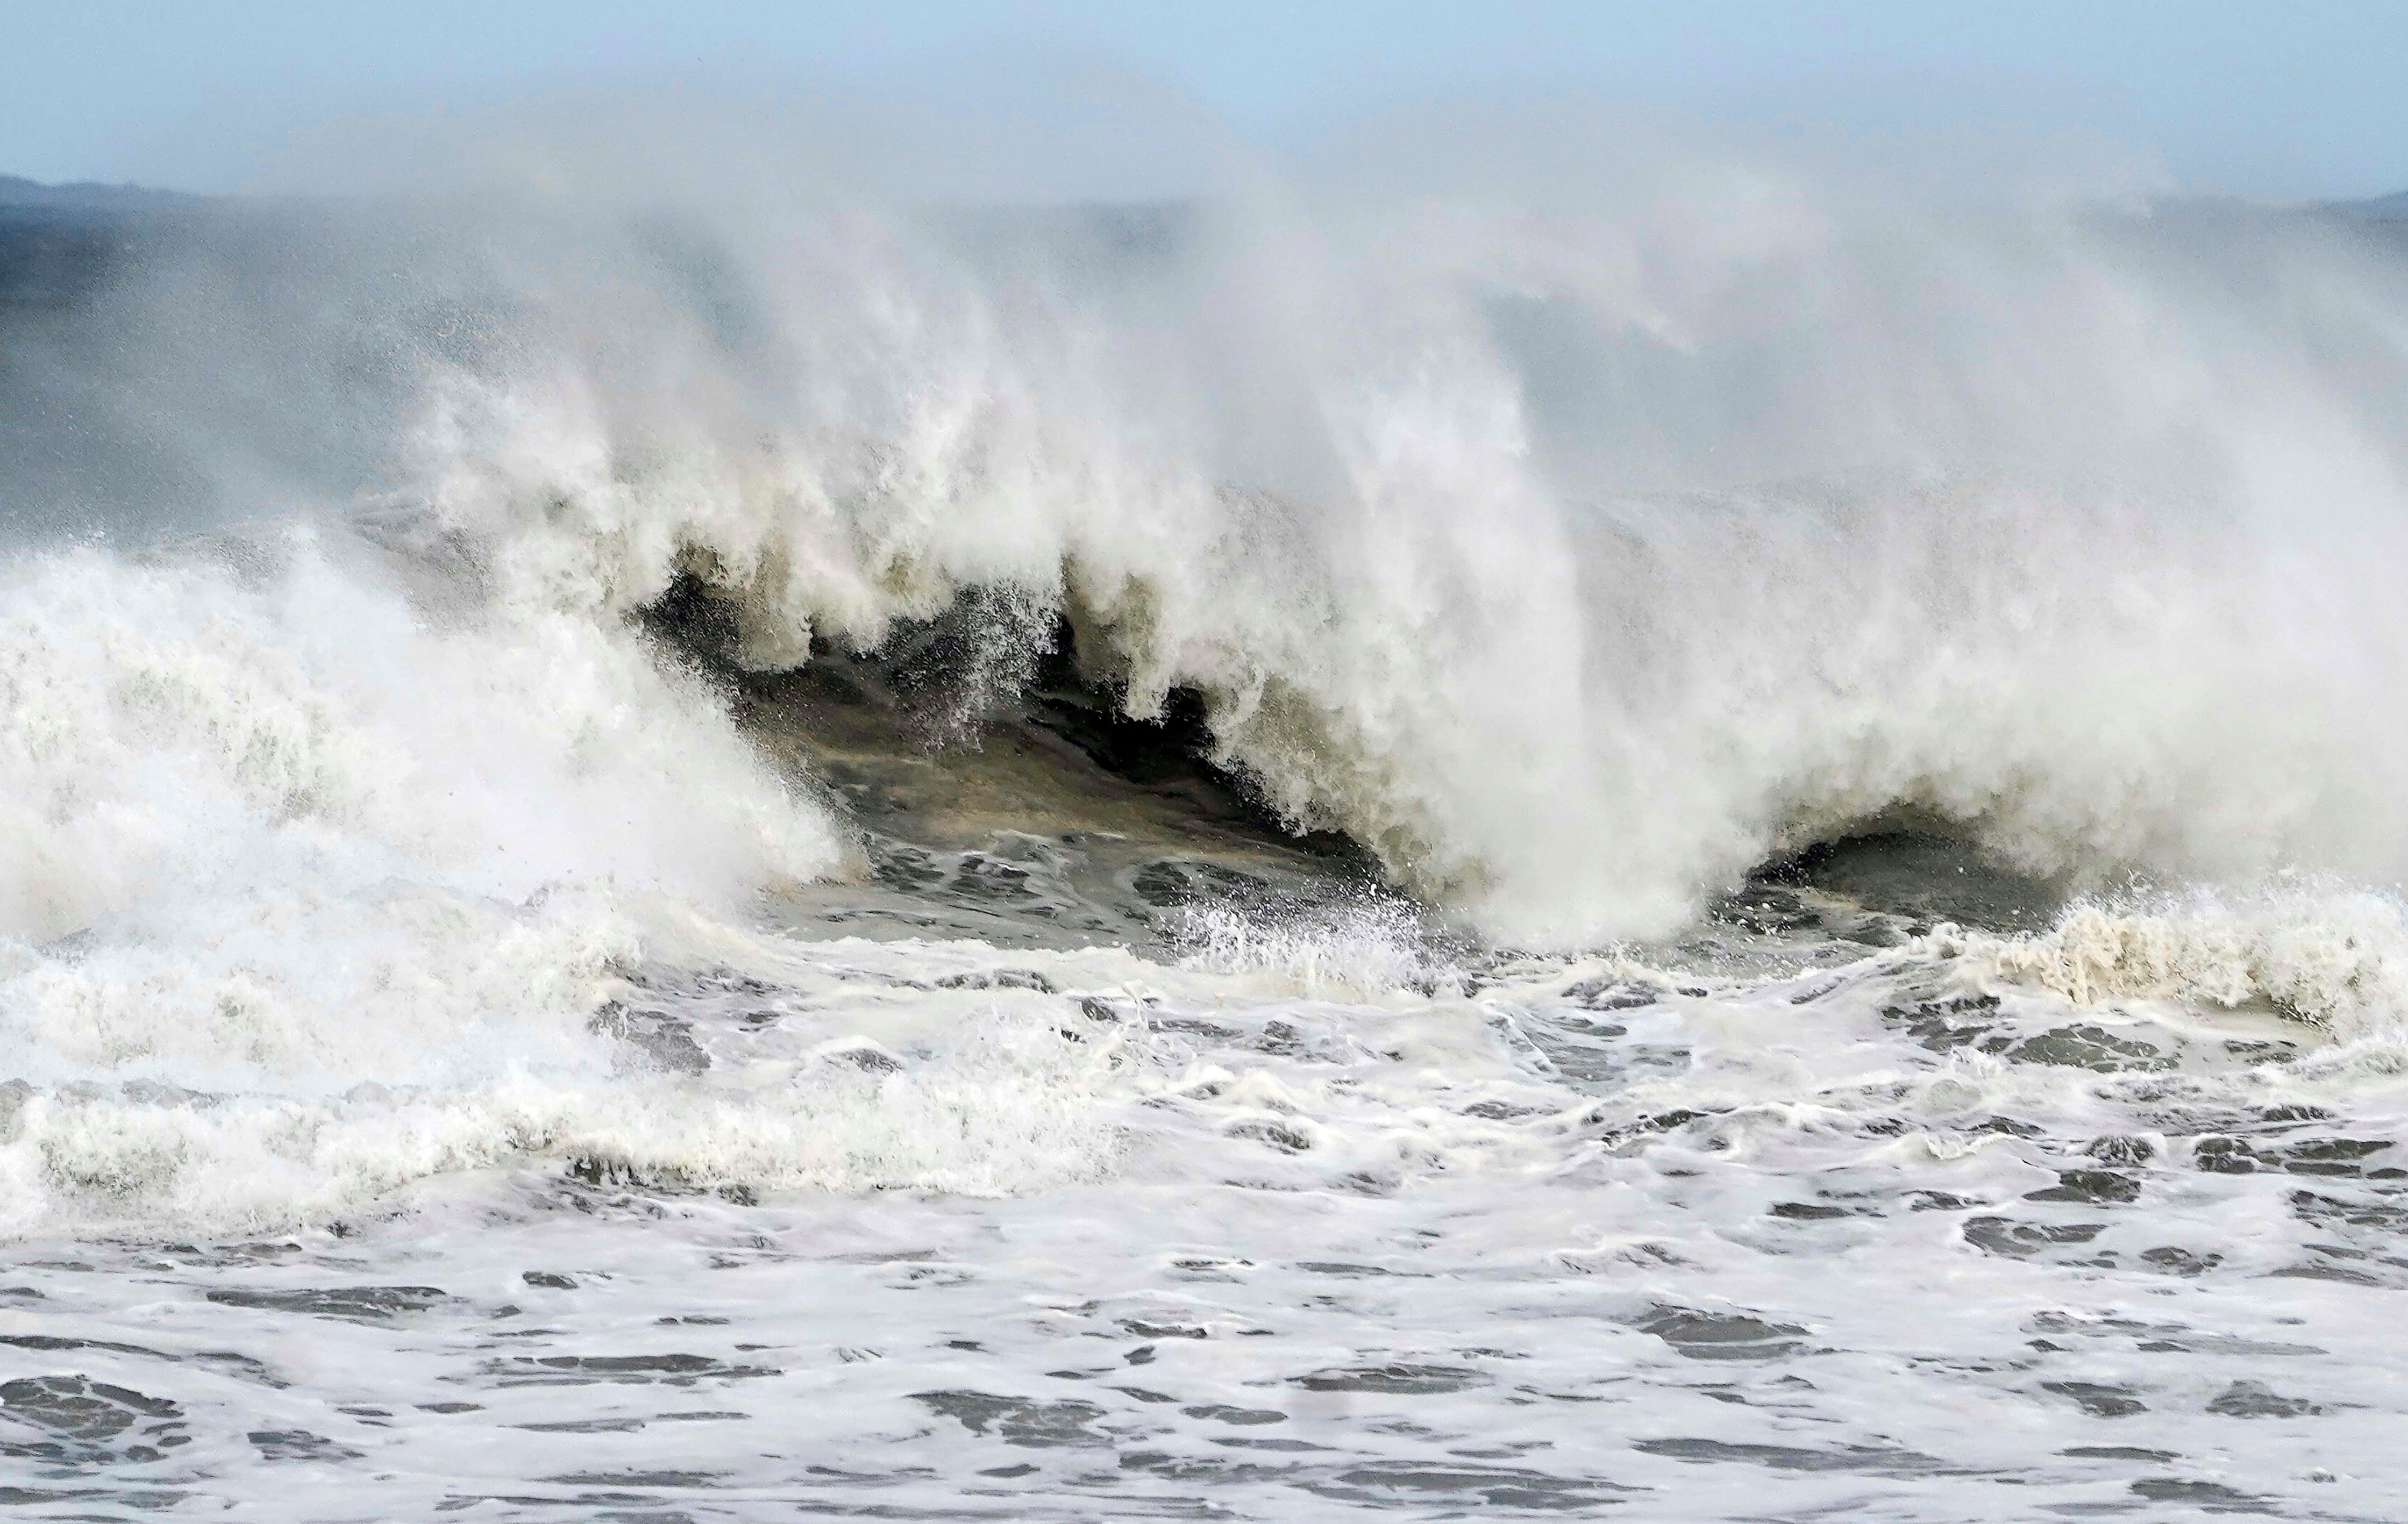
5, 162, 2408, 1518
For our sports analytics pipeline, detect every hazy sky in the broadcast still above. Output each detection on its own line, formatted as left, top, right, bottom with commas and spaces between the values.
6, 1, 2402, 201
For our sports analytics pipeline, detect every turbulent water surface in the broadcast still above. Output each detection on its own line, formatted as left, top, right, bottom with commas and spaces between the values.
7, 151, 2408, 1519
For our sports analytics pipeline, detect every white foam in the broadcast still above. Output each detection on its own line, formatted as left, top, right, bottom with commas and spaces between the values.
1, 1011, 1121, 1236
1173, 899, 1442, 1001
1933, 885, 2408, 1037
0, 528, 878, 1233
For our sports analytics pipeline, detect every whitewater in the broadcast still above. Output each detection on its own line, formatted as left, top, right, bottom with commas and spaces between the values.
8, 123, 2408, 1518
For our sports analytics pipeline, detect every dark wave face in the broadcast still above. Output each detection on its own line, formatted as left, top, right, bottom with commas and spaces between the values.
6, 115, 2408, 1519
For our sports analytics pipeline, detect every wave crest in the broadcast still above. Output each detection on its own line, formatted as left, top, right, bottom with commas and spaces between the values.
1940, 888, 2408, 1036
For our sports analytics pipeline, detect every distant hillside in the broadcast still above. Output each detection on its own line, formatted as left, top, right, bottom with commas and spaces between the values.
0, 175, 209, 305
0, 174, 203, 212
2326, 189, 2408, 221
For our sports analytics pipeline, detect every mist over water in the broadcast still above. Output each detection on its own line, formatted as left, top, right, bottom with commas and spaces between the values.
11, 96, 2408, 1519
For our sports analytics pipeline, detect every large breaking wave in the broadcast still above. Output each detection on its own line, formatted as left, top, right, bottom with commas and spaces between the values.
218, 146, 2408, 943
6, 120, 2408, 964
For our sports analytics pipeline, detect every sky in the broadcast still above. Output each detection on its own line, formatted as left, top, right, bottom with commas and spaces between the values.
3, 0, 2403, 202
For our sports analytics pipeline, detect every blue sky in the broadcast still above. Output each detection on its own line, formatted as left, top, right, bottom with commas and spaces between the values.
6, 1, 2403, 200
